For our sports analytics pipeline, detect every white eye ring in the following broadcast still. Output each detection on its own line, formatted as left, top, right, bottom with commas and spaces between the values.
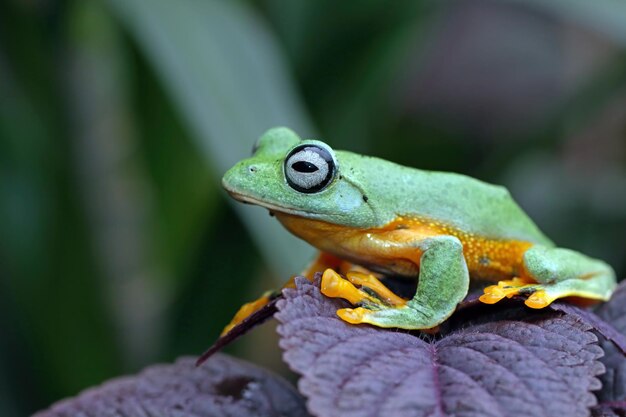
284, 144, 336, 193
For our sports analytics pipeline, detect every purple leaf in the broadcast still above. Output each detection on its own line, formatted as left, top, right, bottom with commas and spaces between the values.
594, 281, 626, 403
591, 402, 626, 417
596, 281, 626, 336
550, 302, 626, 355
276, 277, 605, 417
33, 354, 310, 417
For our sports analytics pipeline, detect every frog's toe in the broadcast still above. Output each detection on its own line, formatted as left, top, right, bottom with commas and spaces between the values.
336, 307, 371, 324
344, 271, 407, 306
336, 306, 402, 326
524, 290, 554, 309
479, 277, 540, 305
321, 268, 405, 308
321, 268, 379, 305
479, 285, 512, 304
336, 304, 440, 329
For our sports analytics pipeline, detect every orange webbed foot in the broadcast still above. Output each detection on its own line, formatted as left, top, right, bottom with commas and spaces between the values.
344, 271, 407, 307
321, 269, 379, 306
321, 269, 407, 307
320, 268, 414, 328
479, 277, 555, 309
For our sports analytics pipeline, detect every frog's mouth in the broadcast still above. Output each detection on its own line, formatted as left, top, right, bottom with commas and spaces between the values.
225, 189, 311, 217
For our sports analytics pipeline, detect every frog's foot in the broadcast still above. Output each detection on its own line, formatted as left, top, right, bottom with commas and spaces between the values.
479, 277, 536, 303
321, 269, 406, 308
335, 303, 443, 329
321, 269, 443, 329
344, 271, 407, 306
220, 293, 272, 336
479, 277, 555, 309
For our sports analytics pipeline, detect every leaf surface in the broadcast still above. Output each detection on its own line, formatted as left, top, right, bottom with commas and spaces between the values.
33, 354, 309, 417
591, 402, 626, 417
276, 277, 605, 417
595, 281, 626, 403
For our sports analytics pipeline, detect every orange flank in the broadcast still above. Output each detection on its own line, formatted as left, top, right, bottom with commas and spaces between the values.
221, 214, 540, 337
275, 213, 533, 282
300, 252, 358, 279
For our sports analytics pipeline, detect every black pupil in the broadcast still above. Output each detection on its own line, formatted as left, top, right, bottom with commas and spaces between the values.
292, 161, 318, 173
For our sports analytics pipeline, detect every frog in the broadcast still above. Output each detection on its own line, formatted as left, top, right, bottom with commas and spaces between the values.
220, 126, 616, 333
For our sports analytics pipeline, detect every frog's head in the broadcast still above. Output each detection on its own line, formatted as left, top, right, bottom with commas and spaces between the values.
222, 127, 378, 227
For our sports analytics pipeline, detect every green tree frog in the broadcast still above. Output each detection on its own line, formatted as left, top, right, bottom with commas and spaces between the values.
220, 127, 616, 332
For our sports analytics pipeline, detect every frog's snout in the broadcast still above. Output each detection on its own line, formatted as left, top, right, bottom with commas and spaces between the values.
223, 162, 247, 193
222, 159, 267, 201
222, 158, 294, 212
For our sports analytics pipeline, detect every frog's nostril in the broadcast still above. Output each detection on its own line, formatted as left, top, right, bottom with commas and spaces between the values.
248, 165, 258, 173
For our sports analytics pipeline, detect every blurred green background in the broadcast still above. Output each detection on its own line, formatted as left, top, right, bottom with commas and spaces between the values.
1, 0, 625, 415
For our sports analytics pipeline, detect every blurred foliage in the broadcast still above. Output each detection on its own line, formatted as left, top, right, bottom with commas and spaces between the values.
0, 0, 625, 416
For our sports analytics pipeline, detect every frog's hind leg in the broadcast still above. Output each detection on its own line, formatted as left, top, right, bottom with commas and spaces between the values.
221, 252, 358, 336
481, 245, 616, 309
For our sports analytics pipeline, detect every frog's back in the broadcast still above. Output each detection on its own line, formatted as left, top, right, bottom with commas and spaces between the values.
343, 152, 552, 246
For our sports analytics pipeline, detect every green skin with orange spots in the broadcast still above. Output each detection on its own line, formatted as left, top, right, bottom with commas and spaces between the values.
222, 127, 616, 330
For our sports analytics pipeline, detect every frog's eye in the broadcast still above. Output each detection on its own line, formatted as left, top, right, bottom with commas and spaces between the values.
284, 144, 336, 193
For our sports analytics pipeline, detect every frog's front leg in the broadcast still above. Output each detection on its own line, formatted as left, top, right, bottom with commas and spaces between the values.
481, 245, 616, 308
322, 235, 469, 330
